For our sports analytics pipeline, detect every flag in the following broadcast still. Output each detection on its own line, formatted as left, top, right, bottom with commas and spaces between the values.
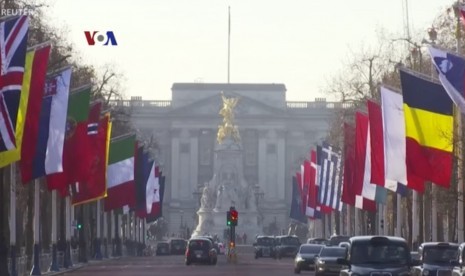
400, 69, 454, 188
0, 15, 28, 152
341, 123, 356, 206
428, 46, 465, 114
354, 112, 376, 212
306, 150, 321, 219
290, 174, 307, 224
104, 134, 136, 211
316, 145, 332, 214
71, 112, 110, 206
135, 144, 153, 213
380, 87, 410, 195
300, 161, 309, 214
146, 170, 165, 223
47, 86, 91, 194
20, 67, 72, 182
360, 111, 387, 204
367, 100, 384, 186
319, 142, 344, 211
0, 44, 50, 167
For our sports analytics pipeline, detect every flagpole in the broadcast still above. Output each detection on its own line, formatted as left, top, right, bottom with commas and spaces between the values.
455, 0, 464, 243
227, 6, 231, 84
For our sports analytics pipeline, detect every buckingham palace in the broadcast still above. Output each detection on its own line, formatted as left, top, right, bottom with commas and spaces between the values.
116, 83, 345, 237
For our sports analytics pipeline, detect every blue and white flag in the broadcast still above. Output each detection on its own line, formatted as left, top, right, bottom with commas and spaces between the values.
428, 45, 465, 114
318, 142, 344, 212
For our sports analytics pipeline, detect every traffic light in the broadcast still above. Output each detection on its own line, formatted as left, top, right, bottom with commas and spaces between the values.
230, 209, 238, 226
226, 211, 231, 226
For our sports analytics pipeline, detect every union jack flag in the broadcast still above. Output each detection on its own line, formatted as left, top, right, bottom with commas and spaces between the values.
0, 15, 28, 151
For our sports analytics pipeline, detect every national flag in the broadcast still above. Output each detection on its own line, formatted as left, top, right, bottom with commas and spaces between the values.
379, 87, 411, 195
354, 112, 376, 212
290, 174, 307, 224
71, 112, 110, 205
47, 86, 91, 194
20, 67, 72, 182
428, 46, 465, 114
306, 150, 321, 219
0, 44, 50, 168
135, 144, 153, 213
318, 142, 344, 211
135, 160, 158, 218
0, 15, 28, 152
360, 110, 387, 204
341, 123, 356, 206
400, 69, 454, 188
104, 134, 136, 211
146, 169, 165, 223
316, 145, 332, 214
300, 161, 309, 214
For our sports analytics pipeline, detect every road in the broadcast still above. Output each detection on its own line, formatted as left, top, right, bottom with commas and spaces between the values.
63, 247, 307, 276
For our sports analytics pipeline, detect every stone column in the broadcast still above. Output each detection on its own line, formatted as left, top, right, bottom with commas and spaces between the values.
276, 130, 286, 201
171, 128, 181, 201
189, 130, 199, 201
258, 130, 267, 197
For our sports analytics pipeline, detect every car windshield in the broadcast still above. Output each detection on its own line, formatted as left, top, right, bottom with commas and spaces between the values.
423, 246, 458, 264
329, 236, 351, 246
321, 247, 347, 257
309, 239, 328, 245
157, 243, 169, 248
300, 245, 323, 254
350, 240, 409, 265
189, 240, 210, 250
171, 240, 186, 246
281, 237, 300, 246
257, 238, 274, 246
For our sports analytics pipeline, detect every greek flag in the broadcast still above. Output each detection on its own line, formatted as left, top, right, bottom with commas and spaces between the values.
318, 142, 343, 212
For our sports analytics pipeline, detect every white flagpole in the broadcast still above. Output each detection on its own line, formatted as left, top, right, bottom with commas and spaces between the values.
30, 179, 41, 275
103, 206, 108, 258
396, 194, 402, 237
227, 6, 231, 83
412, 191, 419, 246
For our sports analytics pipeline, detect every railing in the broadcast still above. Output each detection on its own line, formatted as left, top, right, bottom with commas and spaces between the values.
286, 101, 353, 109
109, 100, 172, 108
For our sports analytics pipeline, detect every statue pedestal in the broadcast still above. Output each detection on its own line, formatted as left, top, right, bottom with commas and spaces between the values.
192, 208, 261, 244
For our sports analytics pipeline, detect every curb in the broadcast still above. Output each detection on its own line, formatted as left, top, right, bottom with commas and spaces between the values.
43, 257, 122, 275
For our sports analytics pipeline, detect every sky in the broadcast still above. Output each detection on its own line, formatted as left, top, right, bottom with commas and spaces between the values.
44, 0, 452, 102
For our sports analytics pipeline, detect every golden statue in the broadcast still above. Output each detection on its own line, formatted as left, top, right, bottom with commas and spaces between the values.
217, 92, 241, 144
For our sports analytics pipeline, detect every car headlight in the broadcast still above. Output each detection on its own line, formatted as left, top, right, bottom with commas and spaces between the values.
318, 260, 325, 265
295, 256, 304, 262
422, 270, 429, 276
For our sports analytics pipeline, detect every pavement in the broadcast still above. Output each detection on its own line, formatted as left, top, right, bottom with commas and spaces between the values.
42, 256, 122, 276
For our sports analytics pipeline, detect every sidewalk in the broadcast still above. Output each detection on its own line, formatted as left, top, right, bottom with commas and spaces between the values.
43, 256, 121, 275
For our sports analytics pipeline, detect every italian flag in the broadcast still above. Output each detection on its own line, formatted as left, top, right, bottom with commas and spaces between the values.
104, 134, 136, 211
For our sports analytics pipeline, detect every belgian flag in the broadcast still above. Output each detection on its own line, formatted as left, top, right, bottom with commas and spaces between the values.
400, 69, 454, 189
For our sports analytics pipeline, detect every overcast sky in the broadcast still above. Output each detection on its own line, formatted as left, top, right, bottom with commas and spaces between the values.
44, 0, 452, 101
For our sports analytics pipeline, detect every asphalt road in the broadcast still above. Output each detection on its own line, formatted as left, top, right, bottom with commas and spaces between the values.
62, 248, 310, 276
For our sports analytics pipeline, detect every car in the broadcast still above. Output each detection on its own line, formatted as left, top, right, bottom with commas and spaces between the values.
275, 235, 301, 259
155, 241, 170, 256
337, 236, 416, 276
328, 235, 351, 246
338, 242, 350, 250
185, 238, 218, 266
314, 246, 348, 276
307, 238, 329, 245
294, 244, 325, 274
254, 235, 277, 259
169, 238, 187, 255
217, 242, 226, 255
412, 242, 459, 276
195, 236, 220, 254
452, 242, 465, 276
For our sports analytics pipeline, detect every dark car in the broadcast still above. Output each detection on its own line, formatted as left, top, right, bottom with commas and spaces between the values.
169, 238, 187, 255
328, 235, 351, 247
294, 244, 324, 274
254, 236, 276, 259
413, 242, 459, 276
452, 242, 465, 276
275, 235, 301, 259
196, 236, 220, 255
338, 236, 416, 276
156, 241, 170, 256
314, 246, 348, 276
185, 238, 218, 266
308, 238, 329, 245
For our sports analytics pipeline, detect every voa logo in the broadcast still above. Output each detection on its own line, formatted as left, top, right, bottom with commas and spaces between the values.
84, 31, 118, 46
